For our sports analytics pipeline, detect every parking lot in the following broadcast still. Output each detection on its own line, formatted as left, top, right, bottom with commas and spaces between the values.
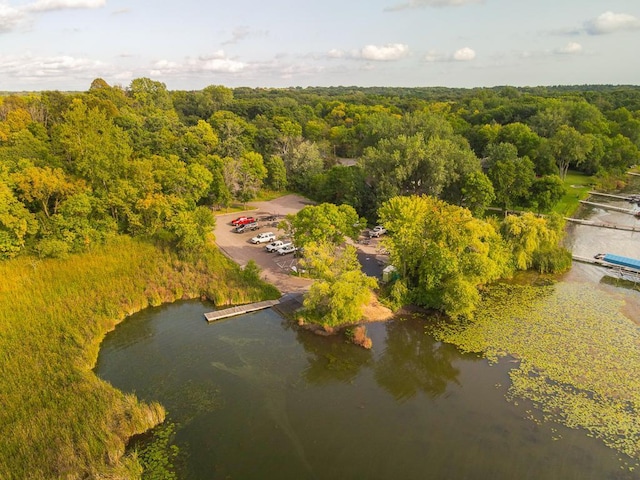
213, 194, 387, 295
213, 194, 315, 293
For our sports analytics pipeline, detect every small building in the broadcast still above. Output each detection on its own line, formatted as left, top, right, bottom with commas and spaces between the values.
382, 265, 398, 283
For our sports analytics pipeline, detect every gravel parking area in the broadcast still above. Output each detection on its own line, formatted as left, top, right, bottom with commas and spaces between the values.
214, 194, 315, 294
214, 194, 389, 295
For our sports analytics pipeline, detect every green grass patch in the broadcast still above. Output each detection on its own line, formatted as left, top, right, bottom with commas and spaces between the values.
552, 171, 595, 216
0, 236, 279, 479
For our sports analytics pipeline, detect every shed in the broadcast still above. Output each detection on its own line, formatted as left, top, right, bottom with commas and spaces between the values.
382, 265, 398, 283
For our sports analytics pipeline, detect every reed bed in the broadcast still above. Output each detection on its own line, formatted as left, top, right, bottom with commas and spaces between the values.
0, 236, 279, 479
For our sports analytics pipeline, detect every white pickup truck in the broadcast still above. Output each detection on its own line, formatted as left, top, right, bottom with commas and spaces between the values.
250, 232, 276, 244
265, 240, 287, 252
369, 225, 386, 237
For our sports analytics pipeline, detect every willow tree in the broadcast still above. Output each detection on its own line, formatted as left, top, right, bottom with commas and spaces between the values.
500, 212, 571, 273
378, 195, 511, 319
300, 243, 377, 328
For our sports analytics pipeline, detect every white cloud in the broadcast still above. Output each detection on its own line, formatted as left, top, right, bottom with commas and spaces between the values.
385, 0, 483, 11
223, 26, 250, 45
585, 11, 640, 35
327, 48, 345, 59
0, 0, 105, 33
359, 43, 409, 61
0, 53, 109, 83
198, 50, 227, 61
151, 52, 246, 76
0, 4, 25, 32
555, 42, 582, 55
426, 47, 476, 62
23, 0, 106, 12
453, 47, 476, 61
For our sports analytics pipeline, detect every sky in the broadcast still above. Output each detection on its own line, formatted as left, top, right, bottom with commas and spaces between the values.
1, 0, 639, 91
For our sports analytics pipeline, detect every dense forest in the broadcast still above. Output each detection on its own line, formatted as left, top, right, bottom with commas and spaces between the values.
2, 80, 640, 261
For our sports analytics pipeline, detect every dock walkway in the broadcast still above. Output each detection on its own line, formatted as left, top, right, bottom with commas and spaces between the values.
204, 299, 281, 322
565, 217, 640, 232
579, 200, 638, 215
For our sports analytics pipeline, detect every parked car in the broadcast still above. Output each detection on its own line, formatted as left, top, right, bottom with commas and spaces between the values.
265, 240, 286, 252
234, 221, 259, 233
369, 225, 386, 237
277, 244, 297, 255
231, 216, 256, 226
251, 232, 276, 244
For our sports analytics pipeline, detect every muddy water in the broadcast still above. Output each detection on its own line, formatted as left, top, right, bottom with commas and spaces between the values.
95, 182, 640, 479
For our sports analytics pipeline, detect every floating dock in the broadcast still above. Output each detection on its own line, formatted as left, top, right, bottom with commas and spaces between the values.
579, 200, 638, 215
565, 217, 640, 232
204, 299, 281, 322
588, 191, 640, 203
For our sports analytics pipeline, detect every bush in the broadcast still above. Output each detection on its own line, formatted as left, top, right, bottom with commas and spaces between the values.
532, 246, 572, 274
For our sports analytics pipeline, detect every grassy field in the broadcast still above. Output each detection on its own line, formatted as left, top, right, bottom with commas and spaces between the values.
0, 237, 279, 479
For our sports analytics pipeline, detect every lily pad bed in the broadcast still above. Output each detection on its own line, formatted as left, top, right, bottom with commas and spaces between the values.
430, 282, 640, 466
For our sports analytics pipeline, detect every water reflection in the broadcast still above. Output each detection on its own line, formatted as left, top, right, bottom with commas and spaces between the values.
296, 329, 373, 385
374, 318, 464, 401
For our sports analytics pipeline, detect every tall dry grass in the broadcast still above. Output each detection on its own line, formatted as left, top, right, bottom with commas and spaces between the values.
0, 236, 279, 479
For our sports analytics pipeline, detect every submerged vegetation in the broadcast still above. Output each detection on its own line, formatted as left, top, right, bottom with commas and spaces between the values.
430, 282, 640, 465
0, 236, 278, 479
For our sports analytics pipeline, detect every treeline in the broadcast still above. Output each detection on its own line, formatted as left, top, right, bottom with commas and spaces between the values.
2, 80, 640, 259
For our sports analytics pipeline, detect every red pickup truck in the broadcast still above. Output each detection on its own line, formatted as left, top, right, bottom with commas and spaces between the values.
231, 216, 256, 226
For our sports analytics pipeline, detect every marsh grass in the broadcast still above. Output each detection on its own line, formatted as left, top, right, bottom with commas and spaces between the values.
0, 236, 279, 479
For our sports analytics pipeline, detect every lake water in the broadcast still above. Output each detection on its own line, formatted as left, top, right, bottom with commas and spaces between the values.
96, 181, 640, 479
95, 303, 631, 479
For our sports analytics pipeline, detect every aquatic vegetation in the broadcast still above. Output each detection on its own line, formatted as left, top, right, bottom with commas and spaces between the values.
430, 282, 640, 462
137, 422, 180, 480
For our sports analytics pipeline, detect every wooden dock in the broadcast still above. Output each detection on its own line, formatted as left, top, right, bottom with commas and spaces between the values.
565, 217, 640, 232
579, 200, 638, 215
588, 191, 640, 202
204, 299, 281, 323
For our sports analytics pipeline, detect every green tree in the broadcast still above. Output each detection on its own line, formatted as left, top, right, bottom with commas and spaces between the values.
12, 165, 86, 218
168, 206, 215, 253
457, 170, 495, 216
263, 155, 288, 190
0, 176, 38, 258
548, 125, 592, 179
283, 140, 324, 192
500, 212, 567, 271
223, 151, 267, 204
495, 122, 541, 160
485, 142, 535, 210
285, 203, 363, 249
528, 175, 566, 212
300, 243, 377, 328
54, 99, 133, 191
378, 195, 510, 319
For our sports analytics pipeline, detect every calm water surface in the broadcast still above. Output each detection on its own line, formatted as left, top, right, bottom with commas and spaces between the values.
95, 302, 630, 479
